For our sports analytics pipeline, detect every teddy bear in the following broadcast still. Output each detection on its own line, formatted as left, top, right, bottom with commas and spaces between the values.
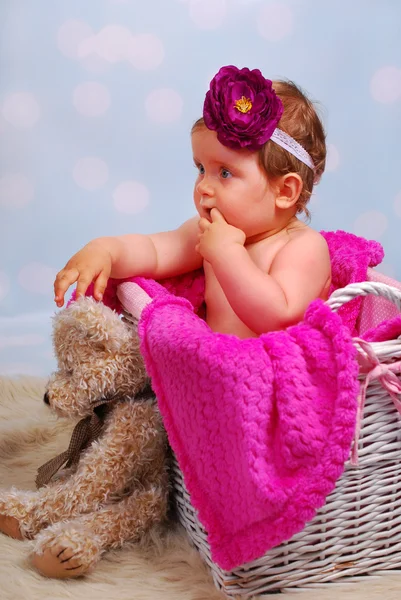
0, 296, 169, 579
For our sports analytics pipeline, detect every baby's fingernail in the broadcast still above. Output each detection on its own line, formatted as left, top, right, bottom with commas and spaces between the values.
98, 293, 103, 301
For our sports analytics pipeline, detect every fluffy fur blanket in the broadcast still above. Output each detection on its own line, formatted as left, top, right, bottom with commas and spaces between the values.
0, 377, 221, 600
1, 377, 401, 600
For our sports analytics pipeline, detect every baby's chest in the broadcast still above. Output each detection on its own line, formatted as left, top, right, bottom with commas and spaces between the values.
204, 241, 284, 301
246, 237, 288, 272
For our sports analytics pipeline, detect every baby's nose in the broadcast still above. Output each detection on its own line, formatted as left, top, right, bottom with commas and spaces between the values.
196, 177, 213, 197
43, 392, 50, 405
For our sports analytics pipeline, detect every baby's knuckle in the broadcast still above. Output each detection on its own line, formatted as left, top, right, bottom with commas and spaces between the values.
83, 270, 97, 282
56, 271, 69, 282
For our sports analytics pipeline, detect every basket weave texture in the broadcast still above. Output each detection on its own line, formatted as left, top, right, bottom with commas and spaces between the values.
172, 282, 401, 597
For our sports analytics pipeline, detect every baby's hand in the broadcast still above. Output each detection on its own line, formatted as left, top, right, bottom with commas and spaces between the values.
196, 208, 246, 264
54, 241, 112, 307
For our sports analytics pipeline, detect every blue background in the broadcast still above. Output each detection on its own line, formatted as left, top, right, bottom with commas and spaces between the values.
0, 0, 400, 376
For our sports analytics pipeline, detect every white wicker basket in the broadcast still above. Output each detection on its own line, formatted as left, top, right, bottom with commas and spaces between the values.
171, 281, 401, 598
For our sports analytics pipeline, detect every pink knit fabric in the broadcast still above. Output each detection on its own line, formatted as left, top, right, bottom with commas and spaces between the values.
363, 312, 401, 343
117, 280, 358, 570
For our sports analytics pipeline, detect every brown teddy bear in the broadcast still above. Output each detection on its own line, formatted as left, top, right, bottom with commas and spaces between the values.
0, 297, 169, 578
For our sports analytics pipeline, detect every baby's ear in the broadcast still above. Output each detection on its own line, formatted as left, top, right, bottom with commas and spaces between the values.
54, 297, 131, 353
275, 173, 303, 209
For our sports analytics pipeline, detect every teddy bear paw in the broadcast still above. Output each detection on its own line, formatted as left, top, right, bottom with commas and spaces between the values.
31, 521, 103, 579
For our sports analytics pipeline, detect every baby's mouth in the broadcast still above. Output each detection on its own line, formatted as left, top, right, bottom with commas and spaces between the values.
201, 208, 211, 221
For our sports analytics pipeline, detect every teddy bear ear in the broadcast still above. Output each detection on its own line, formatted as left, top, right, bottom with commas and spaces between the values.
54, 297, 131, 352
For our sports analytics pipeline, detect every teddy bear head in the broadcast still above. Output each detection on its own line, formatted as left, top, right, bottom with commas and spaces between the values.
44, 297, 147, 418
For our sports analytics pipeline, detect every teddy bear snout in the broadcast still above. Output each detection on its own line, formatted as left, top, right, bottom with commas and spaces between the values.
43, 392, 50, 405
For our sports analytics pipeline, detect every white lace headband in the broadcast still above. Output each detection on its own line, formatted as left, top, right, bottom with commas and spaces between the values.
270, 128, 315, 170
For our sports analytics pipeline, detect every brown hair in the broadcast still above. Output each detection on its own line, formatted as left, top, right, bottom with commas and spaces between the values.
191, 80, 326, 220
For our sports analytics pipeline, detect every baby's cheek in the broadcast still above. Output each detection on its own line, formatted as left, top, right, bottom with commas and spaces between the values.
193, 194, 201, 215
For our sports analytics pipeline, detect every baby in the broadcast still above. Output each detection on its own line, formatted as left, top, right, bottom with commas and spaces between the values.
55, 66, 331, 337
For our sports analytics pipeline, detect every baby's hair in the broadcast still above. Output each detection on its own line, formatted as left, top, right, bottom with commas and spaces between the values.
263, 80, 326, 219
191, 80, 326, 220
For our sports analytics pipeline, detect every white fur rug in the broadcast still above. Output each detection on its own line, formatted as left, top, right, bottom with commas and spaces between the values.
1, 376, 401, 600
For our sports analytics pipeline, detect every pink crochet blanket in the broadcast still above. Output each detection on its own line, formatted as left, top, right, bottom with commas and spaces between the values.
123, 283, 359, 570
79, 230, 382, 570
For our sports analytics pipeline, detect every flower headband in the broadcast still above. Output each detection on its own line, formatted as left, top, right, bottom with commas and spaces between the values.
203, 65, 314, 171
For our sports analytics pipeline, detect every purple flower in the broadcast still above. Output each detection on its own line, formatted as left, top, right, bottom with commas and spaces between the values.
203, 65, 284, 151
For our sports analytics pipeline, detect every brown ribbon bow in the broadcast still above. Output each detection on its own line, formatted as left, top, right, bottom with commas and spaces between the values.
36, 383, 154, 489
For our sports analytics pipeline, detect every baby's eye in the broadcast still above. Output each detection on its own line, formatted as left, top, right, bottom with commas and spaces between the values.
221, 168, 232, 179
197, 164, 205, 175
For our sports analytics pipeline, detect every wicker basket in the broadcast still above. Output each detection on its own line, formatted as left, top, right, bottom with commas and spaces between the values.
171, 281, 401, 597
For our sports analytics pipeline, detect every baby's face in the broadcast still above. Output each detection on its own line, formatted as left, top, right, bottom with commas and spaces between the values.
191, 126, 278, 240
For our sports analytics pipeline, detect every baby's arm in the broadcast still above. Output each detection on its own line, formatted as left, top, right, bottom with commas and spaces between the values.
211, 232, 331, 334
54, 217, 202, 306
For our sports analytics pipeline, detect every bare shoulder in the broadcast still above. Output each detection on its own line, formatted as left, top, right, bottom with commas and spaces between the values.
271, 225, 331, 295
287, 226, 330, 257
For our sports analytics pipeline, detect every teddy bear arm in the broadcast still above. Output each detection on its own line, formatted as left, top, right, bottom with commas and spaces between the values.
84, 400, 168, 486
113, 401, 168, 484
29, 400, 166, 520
